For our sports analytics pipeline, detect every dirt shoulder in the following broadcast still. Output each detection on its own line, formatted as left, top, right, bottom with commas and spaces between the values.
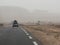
23, 25, 60, 45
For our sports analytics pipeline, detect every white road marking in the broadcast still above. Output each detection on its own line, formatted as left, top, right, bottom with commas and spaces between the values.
33, 41, 38, 45
26, 33, 29, 35
21, 28, 38, 45
21, 28, 29, 35
21, 28, 28, 33
23, 30, 27, 33
28, 36, 33, 39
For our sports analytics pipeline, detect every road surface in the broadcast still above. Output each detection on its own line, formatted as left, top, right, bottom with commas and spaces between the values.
0, 27, 41, 45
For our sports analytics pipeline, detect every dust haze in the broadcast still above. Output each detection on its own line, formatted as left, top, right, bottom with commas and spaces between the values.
0, 0, 60, 24
0, 6, 60, 24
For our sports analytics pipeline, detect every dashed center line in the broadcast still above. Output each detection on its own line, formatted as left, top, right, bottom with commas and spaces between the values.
26, 33, 29, 35
23, 30, 27, 33
21, 28, 28, 34
21, 28, 39, 45
33, 41, 38, 45
28, 36, 33, 39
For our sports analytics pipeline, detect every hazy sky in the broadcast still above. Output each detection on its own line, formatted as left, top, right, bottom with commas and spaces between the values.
0, 0, 60, 23
0, 0, 59, 13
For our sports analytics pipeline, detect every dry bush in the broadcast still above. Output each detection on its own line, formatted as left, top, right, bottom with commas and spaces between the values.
0, 24, 4, 27
54, 25, 60, 28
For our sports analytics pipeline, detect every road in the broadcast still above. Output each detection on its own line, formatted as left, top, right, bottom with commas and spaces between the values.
0, 27, 41, 45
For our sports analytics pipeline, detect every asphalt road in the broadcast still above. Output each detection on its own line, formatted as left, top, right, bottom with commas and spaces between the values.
0, 27, 40, 45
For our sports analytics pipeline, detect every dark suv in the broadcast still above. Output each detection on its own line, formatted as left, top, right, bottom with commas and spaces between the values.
12, 20, 19, 27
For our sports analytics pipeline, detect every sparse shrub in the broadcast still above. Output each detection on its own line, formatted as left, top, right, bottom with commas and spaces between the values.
0, 24, 4, 26
55, 25, 60, 28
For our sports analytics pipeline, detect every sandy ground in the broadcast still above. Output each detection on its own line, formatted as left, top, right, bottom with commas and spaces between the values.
23, 25, 60, 45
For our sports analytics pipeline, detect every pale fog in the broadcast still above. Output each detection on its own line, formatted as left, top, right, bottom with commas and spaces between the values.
0, 0, 60, 24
